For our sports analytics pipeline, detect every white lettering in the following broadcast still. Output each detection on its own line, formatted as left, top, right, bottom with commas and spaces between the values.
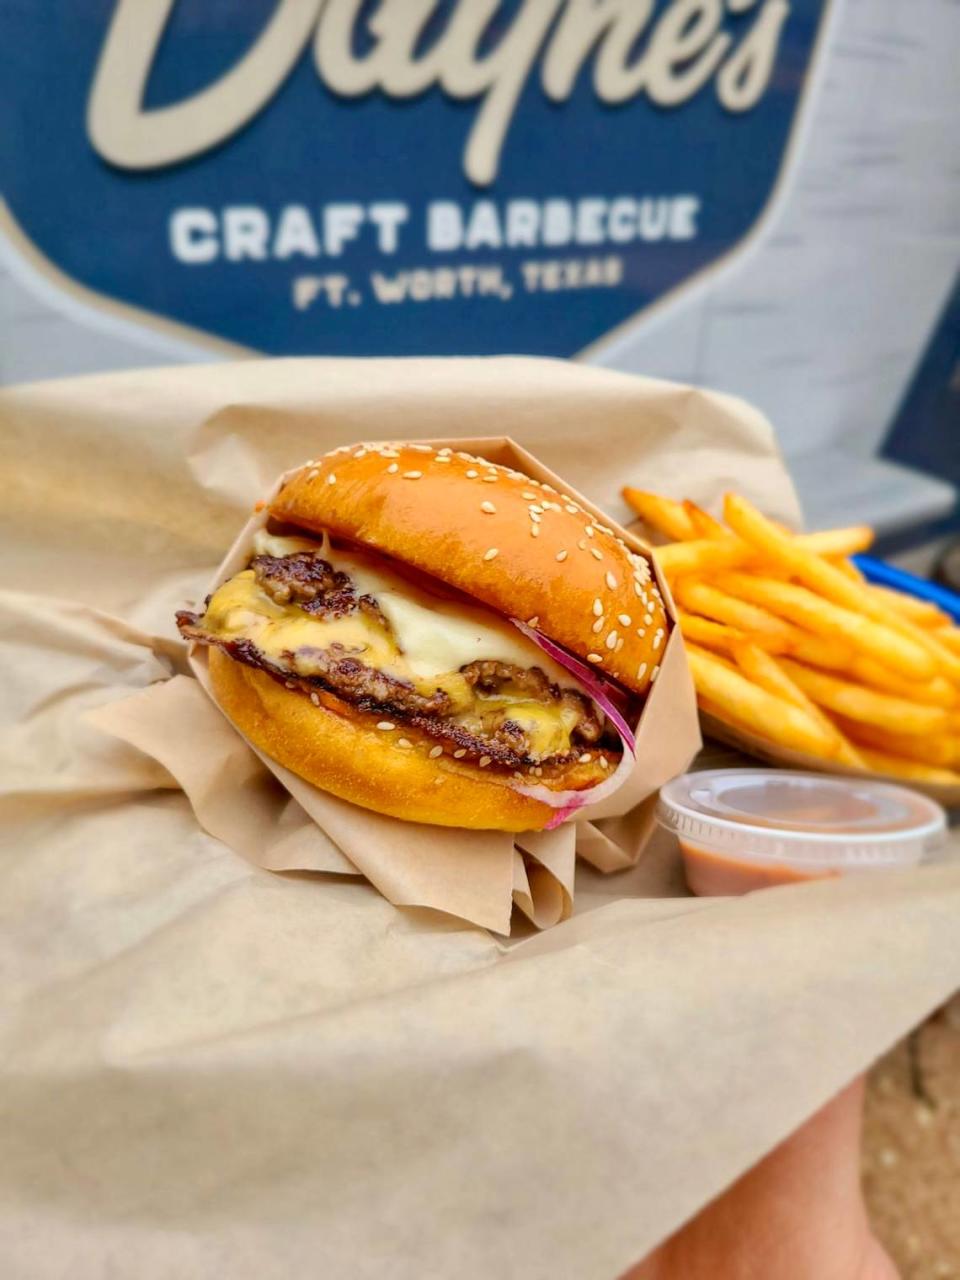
89, 0, 791, 186
323, 203, 364, 256
464, 200, 503, 250
543, 199, 573, 247
169, 208, 218, 263
273, 205, 321, 259
368, 202, 409, 253
670, 195, 701, 239
505, 200, 541, 247
224, 206, 270, 260
427, 201, 464, 251
575, 198, 607, 245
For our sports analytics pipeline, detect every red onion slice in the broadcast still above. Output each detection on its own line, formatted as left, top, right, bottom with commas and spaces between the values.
510, 619, 640, 826
511, 619, 637, 752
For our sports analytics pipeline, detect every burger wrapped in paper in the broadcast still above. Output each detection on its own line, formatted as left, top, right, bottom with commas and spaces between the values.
176, 443, 668, 832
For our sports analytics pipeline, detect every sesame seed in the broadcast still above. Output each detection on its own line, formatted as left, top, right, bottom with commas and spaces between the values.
636, 628, 647, 639
529, 504, 544, 514
483, 548, 499, 561
387, 463, 399, 474
519, 491, 535, 500
543, 502, 562, 512
593, 598, 603, 617
380, 448, 399, 458
529, 510, 541, 522
606, 630, 618, 650
653, 630, 664, 650
556, 550, 568, 562
585, 525, 595, 537
527, 615, 539, 627
599, 756, 609, 769
466, 469, 479, 478
402, 470, 422, 479
310, 692, 320, 706
376, 721, 396, 731
435, 456, 450, 463
397, 737, 413, 749
285, 680, 296, 689
327, 473, 337, 485
453, 749, 467, 759
438, 447, 452, 455
590, 547, 603, 561
565, 505, 579, 514
456, 451, 475, 461
644, 614, 654, 625
634, 583, 644, 597
579, 753, 592, 764
618, 614, 632, 626
578, 539, 587, 550
479, 756, 492, 768
592, 618, 604, 634
482, 474, 498, 483
637, 663, 648, 681
530, 525, 540, 537
615, 638, 624, 652
480, 501, 497, 514
433, 776, 445, 786
533, 766, 543, 777
410, 443, 433, 452
429, 745, 443, 758
542, 484, 556, 494
307, 469, 319, 480
651, 665, 660, 681
354, 447, 368, 458
596, 523, 613, 535
605, 571, 618, 590
587, 653, 603, 664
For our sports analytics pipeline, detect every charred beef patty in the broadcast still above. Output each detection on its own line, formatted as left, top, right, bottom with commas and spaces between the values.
177, 550, 617, 768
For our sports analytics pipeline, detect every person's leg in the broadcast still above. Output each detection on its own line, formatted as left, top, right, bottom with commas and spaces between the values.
625, 1077, 899, 1280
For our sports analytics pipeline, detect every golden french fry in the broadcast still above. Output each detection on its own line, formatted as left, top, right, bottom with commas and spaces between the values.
827, 715, 959, 767
676, 610, 749, 655
675, 579, 796, 641
683, 500, 730, 540
732, 642, 865, 767
867, 585, 952, 629
653, 539, 748, 577
881, 612, 960, 686
717, 573, 936, 681
831, 559, 864, 583
686, 645, 844, 758
938, 629, 960, 653
776, 658, 949, 737
797, 527, 874, 558
855, 748, 960, 788
724, 495, 936, 678
622, 488, 698, 541
848, 656, 956, 709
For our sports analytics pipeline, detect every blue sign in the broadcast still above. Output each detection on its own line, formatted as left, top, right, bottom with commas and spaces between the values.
1, 0, 831, 357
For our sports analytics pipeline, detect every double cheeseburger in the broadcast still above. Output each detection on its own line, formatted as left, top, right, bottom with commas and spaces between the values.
176, 444, 668, 831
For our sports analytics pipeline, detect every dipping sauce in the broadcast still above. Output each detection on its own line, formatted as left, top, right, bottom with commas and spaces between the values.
657, 770, 946, 897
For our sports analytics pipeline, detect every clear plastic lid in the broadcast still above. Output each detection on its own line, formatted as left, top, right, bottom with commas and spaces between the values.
657, 769, 947, 870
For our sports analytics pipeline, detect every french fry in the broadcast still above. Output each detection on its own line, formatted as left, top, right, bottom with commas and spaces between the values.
880, 612, 960, 687
855, 748, 960, 788
848, 656, 956, 709
732, 642, 865, 767
724, 494, 936, 678
683, 500, 730, 540
674, 579, 796, 641
798, 527, 874, 558
938, 629, 960, 654
868, 585, 952, 629
776, 658, 950, 737
622, 489, 698, 541
827, 715, 959, 767
716, 573, 936, 681
676, 610, 749, 655
653, 539, 747, 577
686, 645, 844, 758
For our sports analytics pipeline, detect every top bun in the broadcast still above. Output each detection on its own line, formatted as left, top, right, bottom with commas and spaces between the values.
270, 443, 667, 696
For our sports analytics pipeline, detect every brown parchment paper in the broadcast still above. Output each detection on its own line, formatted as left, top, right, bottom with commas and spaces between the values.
2, 358, 959, 1280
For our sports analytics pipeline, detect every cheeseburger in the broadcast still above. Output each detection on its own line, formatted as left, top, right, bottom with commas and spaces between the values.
176, 443, 668, 831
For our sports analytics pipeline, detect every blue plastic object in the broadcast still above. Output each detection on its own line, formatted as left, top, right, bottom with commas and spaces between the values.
853, 555, 960, 623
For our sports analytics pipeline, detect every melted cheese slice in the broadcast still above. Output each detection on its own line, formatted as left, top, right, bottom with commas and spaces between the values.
199, 531, 587, 760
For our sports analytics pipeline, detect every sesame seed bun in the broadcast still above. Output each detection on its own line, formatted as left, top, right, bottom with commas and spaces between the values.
272, 443, 667, 695
208, 647, 610, 832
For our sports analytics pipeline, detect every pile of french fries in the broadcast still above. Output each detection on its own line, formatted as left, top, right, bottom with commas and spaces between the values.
623, 487, 960, 788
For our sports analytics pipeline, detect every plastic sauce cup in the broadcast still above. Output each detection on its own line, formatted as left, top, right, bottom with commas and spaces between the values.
656, 769, 947, 897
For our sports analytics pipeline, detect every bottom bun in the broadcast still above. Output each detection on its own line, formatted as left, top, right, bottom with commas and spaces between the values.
208, 648, 606, 831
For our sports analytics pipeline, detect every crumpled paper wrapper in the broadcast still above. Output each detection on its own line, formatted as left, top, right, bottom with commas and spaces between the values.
90, 433, 700, 935
2, 358, 959, 1280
